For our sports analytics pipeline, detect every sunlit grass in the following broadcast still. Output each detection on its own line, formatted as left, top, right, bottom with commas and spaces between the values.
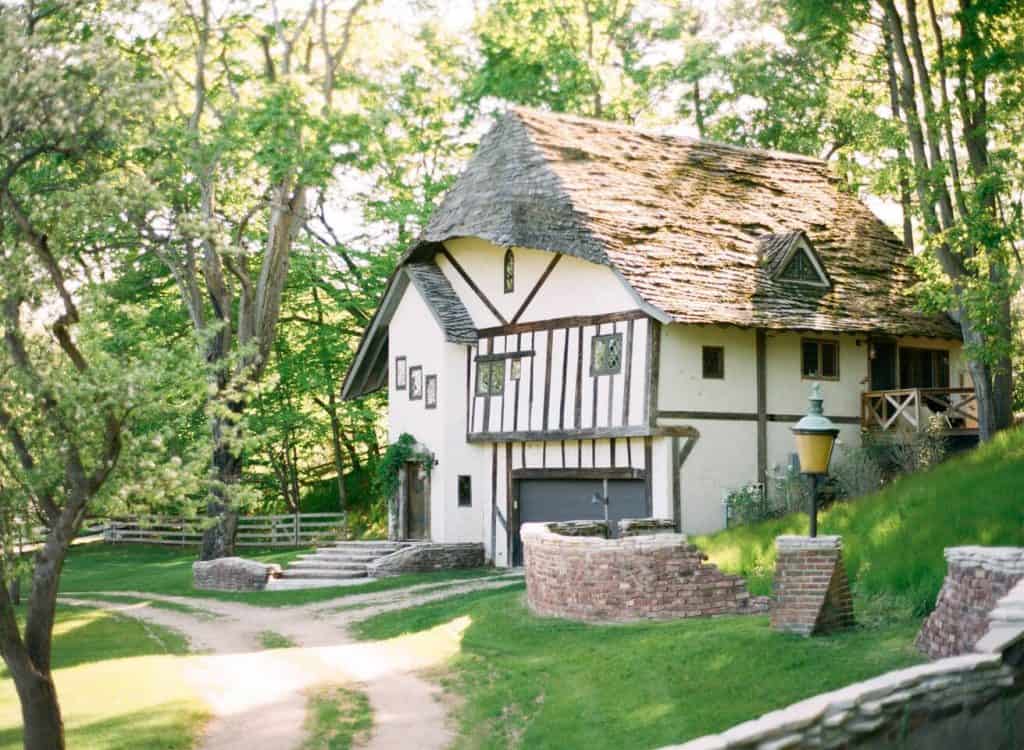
0, 607, 207, 750
697, 427, 1024, 614
302, 686, 372, 750
353, 587, 922, 749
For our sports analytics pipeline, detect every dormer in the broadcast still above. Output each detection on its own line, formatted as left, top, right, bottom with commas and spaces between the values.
760, 230, 831, 289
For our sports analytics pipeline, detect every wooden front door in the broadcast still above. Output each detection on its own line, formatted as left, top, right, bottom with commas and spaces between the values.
405, 463, 429, 540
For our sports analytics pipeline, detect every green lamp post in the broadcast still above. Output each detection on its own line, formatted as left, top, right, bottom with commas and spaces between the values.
791, 384, 839, 537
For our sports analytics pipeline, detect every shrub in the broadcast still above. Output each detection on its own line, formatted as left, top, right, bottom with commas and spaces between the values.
830, 444, 884, 500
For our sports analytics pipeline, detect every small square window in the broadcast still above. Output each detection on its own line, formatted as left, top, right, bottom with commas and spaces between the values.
801, 339, 839, 380
475, 360, 506, 396
509, 358, 522, 381
591, 333, 623, 375
702, 346, 724, 379
458, 475, 472, 507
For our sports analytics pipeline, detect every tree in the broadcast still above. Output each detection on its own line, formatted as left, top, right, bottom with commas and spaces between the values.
139, 0, 374, 558
782, 0, 1023, 438
0, 3, 203, 746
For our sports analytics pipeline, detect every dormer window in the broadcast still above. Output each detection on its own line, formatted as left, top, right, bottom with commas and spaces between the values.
503, 248, 515, 293
761, 230, 831, 289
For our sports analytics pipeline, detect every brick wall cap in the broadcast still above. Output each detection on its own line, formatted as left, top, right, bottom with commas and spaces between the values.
775, 535, 842, 551
945, 546, 1024, 574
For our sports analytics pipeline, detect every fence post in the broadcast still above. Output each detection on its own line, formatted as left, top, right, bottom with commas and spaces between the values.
294, 513, 300, 546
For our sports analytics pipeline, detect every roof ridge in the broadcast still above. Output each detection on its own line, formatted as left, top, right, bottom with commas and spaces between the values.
506, 106, 830, 168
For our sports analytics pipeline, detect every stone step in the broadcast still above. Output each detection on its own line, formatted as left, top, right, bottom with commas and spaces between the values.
328, 541, 410, 551
299, 551, 381, 563
288, 561, 368, 569
266, 577, 370, 591
279, 568, 367, 580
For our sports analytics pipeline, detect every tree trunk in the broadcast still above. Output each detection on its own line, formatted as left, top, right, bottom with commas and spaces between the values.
200, 419, 242, 560
16, 669, 64, 750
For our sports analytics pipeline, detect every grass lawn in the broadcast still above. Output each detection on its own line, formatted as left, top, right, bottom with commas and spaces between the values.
697, 426, 1024, 613
355, 585, 922, 749
59, 543, 503, 607
302, 686, 372, 750
0, 607, 207, 750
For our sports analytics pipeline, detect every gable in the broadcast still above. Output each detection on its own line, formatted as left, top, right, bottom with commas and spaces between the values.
761, 231, 831, 288
437, 238, 643, 327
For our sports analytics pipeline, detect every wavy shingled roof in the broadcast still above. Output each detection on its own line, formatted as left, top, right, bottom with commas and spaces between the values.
421, 107, 960, 339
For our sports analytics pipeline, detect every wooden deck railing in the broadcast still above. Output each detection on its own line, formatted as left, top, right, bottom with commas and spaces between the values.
861, 387, 978, 434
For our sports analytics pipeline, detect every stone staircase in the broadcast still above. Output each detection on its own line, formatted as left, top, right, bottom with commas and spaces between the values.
271, 540, 414, 589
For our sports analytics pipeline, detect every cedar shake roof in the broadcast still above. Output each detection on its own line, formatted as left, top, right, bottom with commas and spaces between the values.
405, 261, 477, 343
417, 108, 960, 339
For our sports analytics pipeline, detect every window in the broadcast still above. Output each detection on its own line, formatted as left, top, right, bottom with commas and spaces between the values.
801, 339, 839, 380
899, 347, 950, 388
409, 365, 423, 399
591, 333, 623, 375
475, 360, 506, 396
702, 346, 725, 379
509, 358, 522, 381
458, 475, 472, 507
394, 356, 407, 390
503, 248, 515, 293
424, 374, 437, 409
780, 251, 821, 283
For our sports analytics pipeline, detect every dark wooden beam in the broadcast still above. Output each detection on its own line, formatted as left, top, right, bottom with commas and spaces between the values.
511, 467, 645, 481
645, 320, 661, 428
440, 248, 508, 326
475, 349, 536, 362
756, 328, 768, 489
467, 425, 656, 444
622, 318, 634, 426
510, 253, 562, 324
657, 410, 860, 425
477, 309, 648, 338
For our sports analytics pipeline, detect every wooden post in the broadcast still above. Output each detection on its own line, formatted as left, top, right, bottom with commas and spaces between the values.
756, 329, 768, 490
294, 513, 300, 546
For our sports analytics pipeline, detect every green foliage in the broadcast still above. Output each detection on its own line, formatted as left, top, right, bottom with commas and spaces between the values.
375, 434, 433, 502
698, 427, 1024, 615
354, 587, 920, 749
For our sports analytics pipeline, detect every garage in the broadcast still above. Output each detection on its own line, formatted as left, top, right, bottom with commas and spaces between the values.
512, 478, 648, 566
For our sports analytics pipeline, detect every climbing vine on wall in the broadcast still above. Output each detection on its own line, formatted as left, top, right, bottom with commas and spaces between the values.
376, 433, 434, 502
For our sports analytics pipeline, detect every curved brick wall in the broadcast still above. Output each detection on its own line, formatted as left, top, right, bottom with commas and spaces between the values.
521, 521, 768, 623
916, 546, 1024, 659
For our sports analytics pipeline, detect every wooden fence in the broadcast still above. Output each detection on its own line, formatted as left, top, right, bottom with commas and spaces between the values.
101, 513, 346, 547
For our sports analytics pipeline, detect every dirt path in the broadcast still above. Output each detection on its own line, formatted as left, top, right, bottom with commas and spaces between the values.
60, 574, 522, 750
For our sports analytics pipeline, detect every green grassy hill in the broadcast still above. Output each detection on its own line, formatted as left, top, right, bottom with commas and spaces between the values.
697, 427, 1024, 616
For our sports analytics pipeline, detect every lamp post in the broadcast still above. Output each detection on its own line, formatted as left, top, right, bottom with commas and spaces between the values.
791, 384, 839, 537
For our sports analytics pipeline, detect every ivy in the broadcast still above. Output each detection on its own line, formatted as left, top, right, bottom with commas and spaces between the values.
375, 433, 433, 502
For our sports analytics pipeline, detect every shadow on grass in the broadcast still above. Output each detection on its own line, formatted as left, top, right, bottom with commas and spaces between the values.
0, 702, 205, 750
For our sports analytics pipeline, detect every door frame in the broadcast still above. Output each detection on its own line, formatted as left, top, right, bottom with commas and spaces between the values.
508, 467, 647, 565
400, 460, 431, 540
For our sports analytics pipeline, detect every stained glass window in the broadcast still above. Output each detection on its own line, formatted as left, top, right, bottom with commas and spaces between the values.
503, 248, 515, 293
475, 361, 506, 396
591, 333, 623, 375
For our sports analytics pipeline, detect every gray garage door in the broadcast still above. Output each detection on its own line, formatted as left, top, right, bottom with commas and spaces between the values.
513, 479, 647, 565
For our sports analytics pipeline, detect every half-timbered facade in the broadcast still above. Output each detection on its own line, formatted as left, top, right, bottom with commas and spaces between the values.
342, 108, 969, 567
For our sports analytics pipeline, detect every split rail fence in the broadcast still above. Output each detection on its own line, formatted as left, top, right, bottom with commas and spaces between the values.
100, 513, 346, 547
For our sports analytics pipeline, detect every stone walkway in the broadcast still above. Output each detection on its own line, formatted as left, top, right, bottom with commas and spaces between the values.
60, 573, 524, 750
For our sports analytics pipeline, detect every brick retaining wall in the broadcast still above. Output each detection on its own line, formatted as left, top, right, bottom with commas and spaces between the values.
662, 556, 1024, 750
522, 521, 768, 623
771, 535, 854, 636
916, 546, 1024, 659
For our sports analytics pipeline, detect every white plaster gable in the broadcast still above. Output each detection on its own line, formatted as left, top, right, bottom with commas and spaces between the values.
438, 237, 647, 327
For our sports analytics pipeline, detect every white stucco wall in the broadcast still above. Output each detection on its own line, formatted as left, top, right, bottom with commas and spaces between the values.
387, 283, 485, 544
439, 238, 639, 327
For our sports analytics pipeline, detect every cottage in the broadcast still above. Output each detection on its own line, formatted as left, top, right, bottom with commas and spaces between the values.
342, 108, 971, 567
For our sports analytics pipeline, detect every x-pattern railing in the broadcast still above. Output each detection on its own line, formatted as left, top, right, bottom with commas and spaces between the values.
862, 387, 977, 433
